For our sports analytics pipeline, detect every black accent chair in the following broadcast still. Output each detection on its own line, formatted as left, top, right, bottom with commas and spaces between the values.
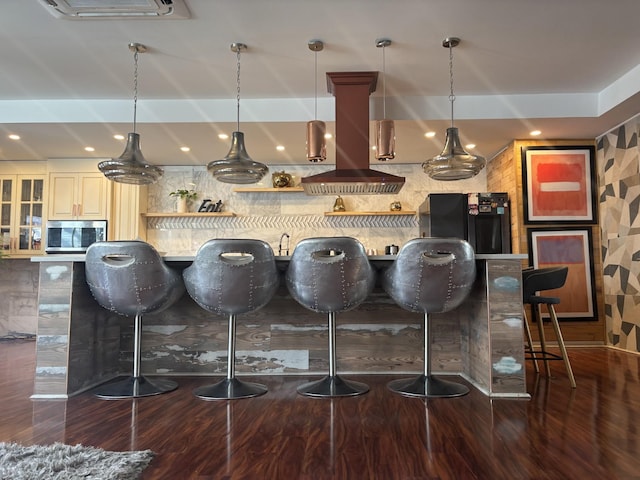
522, 266, 576, 388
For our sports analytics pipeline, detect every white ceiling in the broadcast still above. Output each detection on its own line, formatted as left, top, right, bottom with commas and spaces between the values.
2, 0, 640, 167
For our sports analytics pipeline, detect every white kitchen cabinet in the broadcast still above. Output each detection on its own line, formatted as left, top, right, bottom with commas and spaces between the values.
48, 172, 110, 220
0, 175, 45, 256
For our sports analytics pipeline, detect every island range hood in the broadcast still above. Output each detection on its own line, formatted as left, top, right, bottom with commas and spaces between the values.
301, 72, 405, 195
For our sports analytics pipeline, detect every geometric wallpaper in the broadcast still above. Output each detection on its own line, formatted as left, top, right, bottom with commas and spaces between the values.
597, 118, 640, 352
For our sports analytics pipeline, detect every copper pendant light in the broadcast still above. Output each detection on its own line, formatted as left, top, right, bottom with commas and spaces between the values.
98, 43, 163, 185
375, 38, 395, 161
208, 43, 268, 184
306, 39, 326, 162
422, 37, 485, 180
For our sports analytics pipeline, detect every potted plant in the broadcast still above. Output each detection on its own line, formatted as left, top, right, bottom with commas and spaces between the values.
169, 189, 198, 213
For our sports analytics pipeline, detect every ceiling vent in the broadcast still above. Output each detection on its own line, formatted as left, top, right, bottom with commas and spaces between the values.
39, 0, 190, 19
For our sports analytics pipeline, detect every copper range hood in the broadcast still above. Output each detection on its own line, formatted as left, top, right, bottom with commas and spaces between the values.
301, 72, 405, 195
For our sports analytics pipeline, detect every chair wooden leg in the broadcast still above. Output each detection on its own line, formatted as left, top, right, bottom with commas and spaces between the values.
547, 305, 577, 388
523, 309, 539, 373
534, 304, 552, 377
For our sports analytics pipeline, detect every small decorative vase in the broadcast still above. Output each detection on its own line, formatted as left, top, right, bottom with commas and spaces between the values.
176, 197, 188, 213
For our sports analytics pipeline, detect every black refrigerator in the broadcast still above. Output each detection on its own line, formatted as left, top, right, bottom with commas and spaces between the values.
418, 192, 511, 254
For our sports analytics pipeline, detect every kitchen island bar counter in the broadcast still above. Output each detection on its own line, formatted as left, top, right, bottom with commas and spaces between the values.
31, 252, 528, 399
32, 253, 525, 262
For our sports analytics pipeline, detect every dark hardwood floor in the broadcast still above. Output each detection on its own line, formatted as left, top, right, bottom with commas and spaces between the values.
2, 340, 640, 479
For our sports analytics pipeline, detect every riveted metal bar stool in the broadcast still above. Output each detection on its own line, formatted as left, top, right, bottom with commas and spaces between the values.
85, 241, 185, 399
522, 266, 576, 388
382, 238, 475, 397
285, 237, 375, 397
183, 239, 279, 400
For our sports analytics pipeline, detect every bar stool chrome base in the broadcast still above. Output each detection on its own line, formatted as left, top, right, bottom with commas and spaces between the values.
387, 374, 469, 398
94, 376, 178, 400
297, 374, 369, 398
194, 378, 268, 400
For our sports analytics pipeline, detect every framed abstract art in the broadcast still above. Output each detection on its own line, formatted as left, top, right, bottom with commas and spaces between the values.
527, 227, 597, 321
521, 145, 597, 224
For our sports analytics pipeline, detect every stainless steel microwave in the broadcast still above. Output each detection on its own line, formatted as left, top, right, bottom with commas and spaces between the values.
45, 220, 107, 253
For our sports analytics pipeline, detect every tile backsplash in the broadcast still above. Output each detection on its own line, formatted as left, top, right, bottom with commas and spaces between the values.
146, 163, 486, 255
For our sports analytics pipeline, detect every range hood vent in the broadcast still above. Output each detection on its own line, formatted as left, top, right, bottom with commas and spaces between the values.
301, 72, 405, 196
39, 0, 190, 19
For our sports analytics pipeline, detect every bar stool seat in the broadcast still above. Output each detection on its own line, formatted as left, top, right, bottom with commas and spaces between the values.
285, 237, 375, 397
522, 266, 576, 388
183, 239, 279, 400
85, 241, 185, 399
382, 238, 475, 398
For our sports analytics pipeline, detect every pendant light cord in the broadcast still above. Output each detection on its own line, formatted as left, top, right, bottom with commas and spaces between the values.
314, 49, 318, 120
132, 48, 139, 134
236, 48, 241, 132
382, 43, 387, 119
449, 42, 455, 129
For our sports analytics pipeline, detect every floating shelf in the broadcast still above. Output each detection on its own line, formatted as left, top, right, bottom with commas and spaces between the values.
324, 211, 416, 216
233, 187, 304, 193
142, 212, 236, 218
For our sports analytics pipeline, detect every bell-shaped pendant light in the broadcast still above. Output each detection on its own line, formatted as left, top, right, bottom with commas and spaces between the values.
208, 43, 268, 184
422, 37, 485, 180
306, 39, 326, 162
98, 43, 163, 185
375, 38, 395, 161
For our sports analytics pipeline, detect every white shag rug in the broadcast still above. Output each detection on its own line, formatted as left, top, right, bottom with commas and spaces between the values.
0, 442, 154, 480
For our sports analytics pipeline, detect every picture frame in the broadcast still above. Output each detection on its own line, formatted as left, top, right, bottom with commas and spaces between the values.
527, 227, 597, 321
521, 145, 597, 224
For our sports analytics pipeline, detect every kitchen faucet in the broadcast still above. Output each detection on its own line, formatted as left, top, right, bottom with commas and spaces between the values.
278, 233, 290, 256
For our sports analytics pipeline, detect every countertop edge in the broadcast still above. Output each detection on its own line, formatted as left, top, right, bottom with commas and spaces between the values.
31, 253, 529, 263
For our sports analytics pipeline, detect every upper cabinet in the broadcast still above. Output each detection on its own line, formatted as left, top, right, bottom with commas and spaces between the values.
0, 175, 46, 256
48, 172, 110, 220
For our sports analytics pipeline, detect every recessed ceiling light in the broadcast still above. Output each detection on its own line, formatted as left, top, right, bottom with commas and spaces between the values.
84, 147, 95, 152
8, 134, 20, 140
530, 130, 542, 136
180, 146, 190, 152
324, 133, 333, 139
113, 134, 125, 140
466, 143, 476, 149
276, 145, 285, 152
218, 133, 229, 140
424, 131, 436, 138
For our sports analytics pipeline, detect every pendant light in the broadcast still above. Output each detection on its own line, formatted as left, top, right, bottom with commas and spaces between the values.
98, 43, 163, 185
422, 37, 485, 180
306, 39, 326, 162
208, 43, 268, 184
375, 38, 395, 161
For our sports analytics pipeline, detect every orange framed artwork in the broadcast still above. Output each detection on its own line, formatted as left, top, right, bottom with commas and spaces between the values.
521, 145, 597, 224
527, 227, 597, 321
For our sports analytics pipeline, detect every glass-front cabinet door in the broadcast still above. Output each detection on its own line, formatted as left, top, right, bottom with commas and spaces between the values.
0, 175, 45, 255
0, 177, 15, 252
18, 177, 44, 253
